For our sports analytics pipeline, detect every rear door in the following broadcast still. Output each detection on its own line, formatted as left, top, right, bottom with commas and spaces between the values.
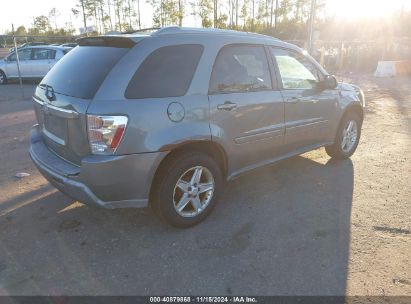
31, 48, 57, 77
34, 40, 132, 164
208, 44, 285, 175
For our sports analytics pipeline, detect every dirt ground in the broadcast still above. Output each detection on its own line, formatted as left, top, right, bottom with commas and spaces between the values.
0, 75, 410, 296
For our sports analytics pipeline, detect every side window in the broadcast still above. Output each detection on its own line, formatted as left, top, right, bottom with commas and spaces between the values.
271, 48, 322, 89
19, 49, 32, 60
9, 49, 31, 61
210, 45, 272, 94
125, 44, 204, 99
32, 49, 56, 60
8, 53, 16, 61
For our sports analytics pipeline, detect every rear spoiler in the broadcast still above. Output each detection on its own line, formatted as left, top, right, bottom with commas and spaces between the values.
76, 36, 136, 48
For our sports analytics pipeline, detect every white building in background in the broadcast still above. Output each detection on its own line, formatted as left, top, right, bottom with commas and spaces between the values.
79, 26, 95, 34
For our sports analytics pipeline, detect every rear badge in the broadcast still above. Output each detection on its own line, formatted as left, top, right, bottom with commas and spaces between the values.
167, 102, 185, 122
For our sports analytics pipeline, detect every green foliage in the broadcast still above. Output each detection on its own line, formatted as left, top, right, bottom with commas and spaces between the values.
190, 0, 213, 27
31, 16, 51, 34
149, 0, 182, 27
3, 0, 410, 41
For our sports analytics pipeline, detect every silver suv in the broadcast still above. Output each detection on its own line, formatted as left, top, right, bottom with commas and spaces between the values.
29, 27, 365, 227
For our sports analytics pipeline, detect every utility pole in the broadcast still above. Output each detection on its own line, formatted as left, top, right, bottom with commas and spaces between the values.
11, 24, 24, 99
308, 0, 316, 53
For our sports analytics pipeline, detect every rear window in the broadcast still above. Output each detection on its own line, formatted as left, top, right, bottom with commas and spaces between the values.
41, 46, 129, 99
32, 48, 56, 60
125, 44, 204, 99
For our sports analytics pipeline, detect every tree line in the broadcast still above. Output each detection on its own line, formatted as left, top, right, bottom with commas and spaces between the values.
67, 0, 325, 37
5, 0, 411, 41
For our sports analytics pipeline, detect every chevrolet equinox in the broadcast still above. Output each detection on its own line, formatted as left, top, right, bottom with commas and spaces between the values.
29, 27, 365, 228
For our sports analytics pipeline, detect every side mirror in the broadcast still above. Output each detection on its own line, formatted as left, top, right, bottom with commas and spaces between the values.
322, 75, 338, 90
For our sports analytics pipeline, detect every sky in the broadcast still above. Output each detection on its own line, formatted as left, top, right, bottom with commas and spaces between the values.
0, 0, 410, 34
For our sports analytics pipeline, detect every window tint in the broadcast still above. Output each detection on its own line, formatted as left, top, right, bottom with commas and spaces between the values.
271, 48, 322, 89
32, 48, 56, 60
125, 44, 204, 99
9, 49, 31, 61
209, 45, 272, 94
40, 46, 129, 99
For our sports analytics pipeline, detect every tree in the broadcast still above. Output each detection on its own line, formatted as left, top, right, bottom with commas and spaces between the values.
269, 0, 279, 29
190, 0, 213, 27
106, 0, 114, 30
213, 0, 217, 27
15, 26, 27, 36
136, 0, 141, 28
178, 0, 184, 26
240, 0, 249, 29
49, 8, 60, 31
149, 0, 180, 27
32, 16, 51, 34
72, 0, 89, 34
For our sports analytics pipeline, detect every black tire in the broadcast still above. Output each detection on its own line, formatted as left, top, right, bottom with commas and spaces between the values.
0, 70, 7, 85
325, 111, 362, 159
151, 151, 223, 228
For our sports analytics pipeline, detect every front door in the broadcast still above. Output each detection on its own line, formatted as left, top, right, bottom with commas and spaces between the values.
5, 48, 32, 77
208, 44, 285, 176
270, 47, 338, 150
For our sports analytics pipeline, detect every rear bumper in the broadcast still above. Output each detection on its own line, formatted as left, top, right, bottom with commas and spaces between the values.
29, 125, 166, 209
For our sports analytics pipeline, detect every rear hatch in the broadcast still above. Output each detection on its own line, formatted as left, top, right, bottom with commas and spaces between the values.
33, 36, 135, 165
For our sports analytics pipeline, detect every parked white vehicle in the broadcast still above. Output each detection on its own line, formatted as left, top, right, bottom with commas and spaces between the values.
0, 46, 72, 84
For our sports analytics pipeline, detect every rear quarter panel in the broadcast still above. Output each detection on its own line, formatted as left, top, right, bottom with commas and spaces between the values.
89, 35, 214, 154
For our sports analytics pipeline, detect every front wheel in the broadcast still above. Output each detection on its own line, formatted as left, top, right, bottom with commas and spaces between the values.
151, 152, 223, 228
325, 112, 362, 159
0, 70, 7, 85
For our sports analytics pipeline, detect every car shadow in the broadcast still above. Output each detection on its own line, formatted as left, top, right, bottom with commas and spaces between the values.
0, 152, 353, 296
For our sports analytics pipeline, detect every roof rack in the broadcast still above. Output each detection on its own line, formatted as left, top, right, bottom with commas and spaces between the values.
150, 26, 279, 40
103, 26, 279, 41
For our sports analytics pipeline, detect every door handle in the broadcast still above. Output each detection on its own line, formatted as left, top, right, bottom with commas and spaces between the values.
217, 101, 237, 111
286, 97, 301, 104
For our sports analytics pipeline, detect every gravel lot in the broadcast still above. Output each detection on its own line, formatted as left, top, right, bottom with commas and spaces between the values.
0, 75, 410, 296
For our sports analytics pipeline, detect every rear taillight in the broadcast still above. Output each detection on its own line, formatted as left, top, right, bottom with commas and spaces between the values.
87, 115, 128, 155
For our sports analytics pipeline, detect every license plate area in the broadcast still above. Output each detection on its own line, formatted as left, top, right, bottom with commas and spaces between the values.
43, 114, 68, 145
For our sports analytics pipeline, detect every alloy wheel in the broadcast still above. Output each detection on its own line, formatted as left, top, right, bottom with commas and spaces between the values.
341, 120, 358, 153
173, 166, 215, 217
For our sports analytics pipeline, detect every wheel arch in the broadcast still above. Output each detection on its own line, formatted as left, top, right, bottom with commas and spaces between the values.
149, 140, 228, 204
343, 103, 364, 124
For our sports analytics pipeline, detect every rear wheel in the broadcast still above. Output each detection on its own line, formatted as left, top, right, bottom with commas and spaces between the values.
325, 112, 362, 159
0, 70, 7, 84
151, 152, 223, 228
